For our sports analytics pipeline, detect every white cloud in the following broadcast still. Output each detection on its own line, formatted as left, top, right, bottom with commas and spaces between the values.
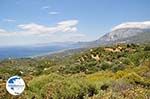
58, 20, 78, 26
0, 19, 87, 45
112, 21, 150, 31
0, 29, 7, 36
41, 6, 50, 10
48, 11, 59, 15
3, 19, 16, 22
0, 29, 17, 36
57, 20, 78, 32
17, 20, 78, 35
0, 29, 6, 33
18, 23, 56, 34
0, 19, 79, 36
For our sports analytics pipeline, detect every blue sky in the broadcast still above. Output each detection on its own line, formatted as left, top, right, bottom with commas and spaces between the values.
0, 0, 150, 46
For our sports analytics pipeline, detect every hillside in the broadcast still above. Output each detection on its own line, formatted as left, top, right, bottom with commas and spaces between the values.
0, 43, 150, 99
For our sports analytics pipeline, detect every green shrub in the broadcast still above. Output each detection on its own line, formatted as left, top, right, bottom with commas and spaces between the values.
144, 45, 150, 51
123, 72, 144, 84
100, 62, 112, 70
112, 64, 125, 72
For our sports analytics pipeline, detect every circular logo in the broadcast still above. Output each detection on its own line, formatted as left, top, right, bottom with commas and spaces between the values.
6, 76, 25, 95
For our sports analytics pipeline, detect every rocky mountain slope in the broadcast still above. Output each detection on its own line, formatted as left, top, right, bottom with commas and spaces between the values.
90, 21, 150, 46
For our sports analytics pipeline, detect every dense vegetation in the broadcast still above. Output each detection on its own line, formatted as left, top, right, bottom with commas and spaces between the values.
0, 44, 150, 99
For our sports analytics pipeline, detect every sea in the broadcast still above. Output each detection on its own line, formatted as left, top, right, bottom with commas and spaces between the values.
0, 46, 66, 60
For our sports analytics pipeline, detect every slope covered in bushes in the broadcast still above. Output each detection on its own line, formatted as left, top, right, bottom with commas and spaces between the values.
0, 44, 150, 99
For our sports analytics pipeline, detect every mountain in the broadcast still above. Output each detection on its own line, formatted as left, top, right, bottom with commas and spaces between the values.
55, 21, 150, 51
92, 21, 150, 46
1, 21, 150, 59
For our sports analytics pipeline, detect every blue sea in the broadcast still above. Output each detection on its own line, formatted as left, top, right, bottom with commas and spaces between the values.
0, 46, 66, 59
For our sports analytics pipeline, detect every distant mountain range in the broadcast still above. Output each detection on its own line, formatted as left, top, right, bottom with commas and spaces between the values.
0, 21, 150, 59
95, 28, 150, 44
83, 21, 150, 47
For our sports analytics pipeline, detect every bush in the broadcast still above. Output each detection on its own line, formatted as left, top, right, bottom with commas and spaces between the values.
123, 72, 144, 84
112, 64, 125, 72
100, 62, 112, 70
144, 46, 150, 51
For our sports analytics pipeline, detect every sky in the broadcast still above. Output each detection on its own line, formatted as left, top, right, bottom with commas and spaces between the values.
0, 0, 150, 46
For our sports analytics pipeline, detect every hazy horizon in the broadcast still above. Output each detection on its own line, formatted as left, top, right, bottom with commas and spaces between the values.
0, 0, 150, 46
